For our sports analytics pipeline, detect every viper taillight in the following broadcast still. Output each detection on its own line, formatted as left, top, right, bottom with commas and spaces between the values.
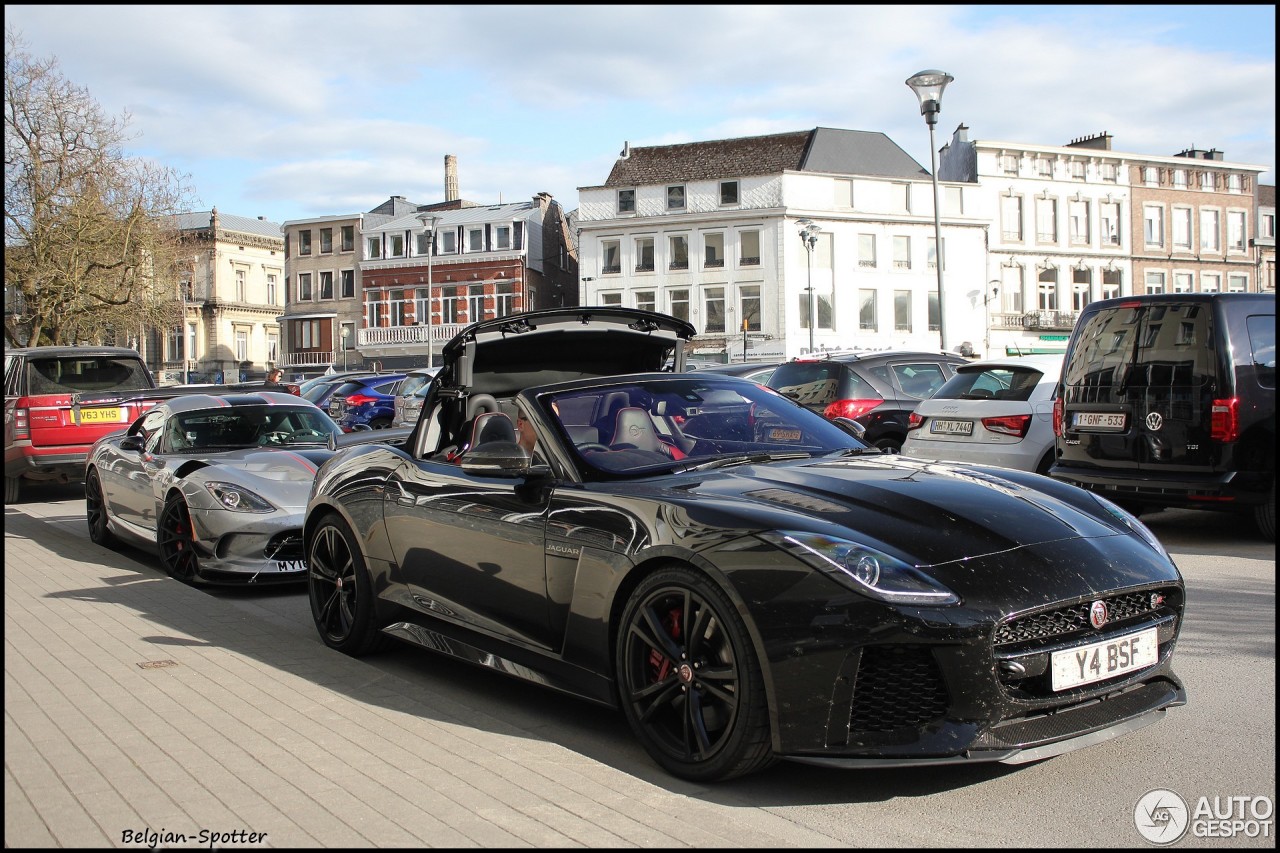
824, 399, 883, 420
1210, 397, 1239, 443
982, 414, 1032, 437
14, 407, 29, 440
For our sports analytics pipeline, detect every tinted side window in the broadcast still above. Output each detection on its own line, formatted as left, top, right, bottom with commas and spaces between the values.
1247, 314, 1276, 389
372, 379, 402, 395
1064, 306, 1142, 396
330, 382, 364, 398
891, 363, 950, 399
770, 363, 875, 407
935, 366, 1042, 401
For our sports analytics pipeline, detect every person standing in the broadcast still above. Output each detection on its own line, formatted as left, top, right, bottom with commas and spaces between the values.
264, 368, 285, 388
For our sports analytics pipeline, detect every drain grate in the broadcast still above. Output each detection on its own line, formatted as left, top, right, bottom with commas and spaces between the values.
137, 660, 180, 670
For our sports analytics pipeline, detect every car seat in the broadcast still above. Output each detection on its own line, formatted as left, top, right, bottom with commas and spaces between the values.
609, 407, 686, 459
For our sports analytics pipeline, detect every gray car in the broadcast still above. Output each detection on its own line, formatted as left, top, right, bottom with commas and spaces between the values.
392, 366, 441, 427
84, 390, 342, 585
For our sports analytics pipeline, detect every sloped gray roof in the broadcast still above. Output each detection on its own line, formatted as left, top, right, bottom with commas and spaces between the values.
595, 128, 929, 188
374, 200, 537, 232
173, 210, 283, 238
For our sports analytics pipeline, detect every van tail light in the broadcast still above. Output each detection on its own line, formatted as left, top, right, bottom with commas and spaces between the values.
14, 407, 29, 440
345, 393, 378, 407
824, 399, 883, 421
1210, 397, 1240, 443
1053, 396, 1065, 437
982, 414, 1032, 438
907, 412, 924, 431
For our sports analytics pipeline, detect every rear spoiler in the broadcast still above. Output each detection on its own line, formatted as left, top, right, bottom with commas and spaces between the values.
327, 426, 414, 452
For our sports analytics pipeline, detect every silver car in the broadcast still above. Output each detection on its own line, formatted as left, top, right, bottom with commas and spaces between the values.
901, 354, 1063, 474
392, 366, 441, 427
84, 390, 341, 585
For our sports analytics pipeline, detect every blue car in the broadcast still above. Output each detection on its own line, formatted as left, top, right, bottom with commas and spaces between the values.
328, 374, 406, 431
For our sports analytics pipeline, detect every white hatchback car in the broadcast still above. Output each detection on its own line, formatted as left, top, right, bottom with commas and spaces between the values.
901, 354, 1063, 474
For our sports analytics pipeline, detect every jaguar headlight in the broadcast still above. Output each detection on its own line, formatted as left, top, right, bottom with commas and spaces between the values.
759, 530, 959, 606
203, 481, 275, 513
1089, 493, 1169, 558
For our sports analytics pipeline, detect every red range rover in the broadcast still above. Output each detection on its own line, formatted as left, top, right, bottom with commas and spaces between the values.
4, 346, 160, 503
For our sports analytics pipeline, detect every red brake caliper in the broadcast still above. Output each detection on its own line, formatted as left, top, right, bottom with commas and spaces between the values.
647, 606, 682, 682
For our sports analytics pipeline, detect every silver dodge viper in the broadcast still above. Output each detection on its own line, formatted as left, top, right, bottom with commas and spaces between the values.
84, 390, 341, 585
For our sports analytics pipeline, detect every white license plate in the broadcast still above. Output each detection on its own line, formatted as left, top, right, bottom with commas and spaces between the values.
329, 403, 342, 415
80, 407, 124, 424
275, 560, 305, 573
1073, 412, 1127, 431
929, 418, 973, 435
1051, 628, 1158, 691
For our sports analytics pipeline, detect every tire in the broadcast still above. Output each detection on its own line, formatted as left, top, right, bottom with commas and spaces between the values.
370, 418, 392, 430
85, 468, 118, 548
1034, 450, 1054, 476
308, 512, 387, 655
157, 493, 200, 584
1255, 482, 1276, 542
874, 436, 903, 454
615, 565, 774, 782
5, 475, 20, 504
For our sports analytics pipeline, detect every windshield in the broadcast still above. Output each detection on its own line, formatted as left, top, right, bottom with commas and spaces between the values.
26, 355, 152, 395
167, 405, 339, 452
537, 377, 869, 476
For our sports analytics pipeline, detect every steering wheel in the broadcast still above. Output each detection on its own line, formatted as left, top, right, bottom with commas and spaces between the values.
259, 430, 289, 446
285, 428, 326, 442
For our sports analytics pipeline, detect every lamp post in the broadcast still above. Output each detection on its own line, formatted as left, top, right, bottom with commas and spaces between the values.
906, 69, 954, 353
797, 220, 821, 354
985, 280, 1000, 357
417, 213, 440, 367
340, 324, 350, 371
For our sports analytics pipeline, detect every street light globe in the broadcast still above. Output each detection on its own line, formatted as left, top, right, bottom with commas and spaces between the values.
906, 69, 954, 121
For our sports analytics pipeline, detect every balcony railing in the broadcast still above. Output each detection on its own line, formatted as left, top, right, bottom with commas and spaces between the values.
358, 323, 466, 347
1024, 310, 1079, 330
284, 350, 336, 366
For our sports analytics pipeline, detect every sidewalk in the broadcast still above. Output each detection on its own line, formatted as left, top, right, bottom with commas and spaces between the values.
4, 500, 839, 848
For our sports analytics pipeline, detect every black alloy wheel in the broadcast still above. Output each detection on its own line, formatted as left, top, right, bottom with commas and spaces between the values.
616, 566, 773, 782
308, 513, 386, 655
157, 494, 200, 584
85, 468, 117, 547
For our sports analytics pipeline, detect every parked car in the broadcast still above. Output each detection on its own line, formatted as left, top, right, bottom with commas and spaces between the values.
301, 372, 379, 410
692, 361, 781, 385
1052, 292, 1275, 540
329, 373, 407, 431
5, 346, 160, 503
766, 351, 968, 452
392, 366, 441, 428
304, 307, 1186, 783
902, 354, 1063, 474
85, 389, 342, 585
298, 371, 377, 399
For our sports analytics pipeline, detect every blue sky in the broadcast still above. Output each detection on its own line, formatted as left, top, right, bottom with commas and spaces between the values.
6, 5, 1274, 225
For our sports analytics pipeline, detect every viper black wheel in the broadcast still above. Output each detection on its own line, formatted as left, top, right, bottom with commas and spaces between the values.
157, 493, 199, 584
85, 468, 117, 547
616, 565, 773, 782
308, 512, 387, 655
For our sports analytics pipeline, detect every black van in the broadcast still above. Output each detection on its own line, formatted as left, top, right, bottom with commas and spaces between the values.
1050, 293, 1275, 540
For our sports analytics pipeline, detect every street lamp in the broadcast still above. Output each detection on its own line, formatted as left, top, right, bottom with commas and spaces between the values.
906, 68, 954, 353
797, 219, 821, 354
417, 213, 440, 367
985, 280, 1000, 357
340, 325, 350, 371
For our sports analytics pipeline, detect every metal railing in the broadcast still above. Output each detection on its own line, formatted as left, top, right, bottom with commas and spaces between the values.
358, 323, 466, 347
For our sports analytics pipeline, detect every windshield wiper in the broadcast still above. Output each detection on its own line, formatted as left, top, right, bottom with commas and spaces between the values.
679, 451, 812, 472
829, 446, 875, 457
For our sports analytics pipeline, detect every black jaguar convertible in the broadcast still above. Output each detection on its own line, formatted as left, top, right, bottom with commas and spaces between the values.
303, 308, 1186, 782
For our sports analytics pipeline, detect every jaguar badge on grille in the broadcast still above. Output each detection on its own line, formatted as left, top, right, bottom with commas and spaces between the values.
1089, 600, 1109, 629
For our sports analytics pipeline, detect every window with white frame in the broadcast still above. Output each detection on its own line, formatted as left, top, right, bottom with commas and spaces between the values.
1144, 205, 1164, 247
666, 185, 686, 210
1227, 274, 1247, 292
635, 290, 656, 313
634, 236, 655, 272
944, 185, 963, 215
859, 289, 878, 331
1145, 271, 1166, 294
167, 326, 183, 362
1001, 195, 1023, 241
1038, 268, 1058, 310
1173, 169, 1188, 189
441, 290, 459, 323
1227, 211, 1246, 253
1101, 201, 1121, 246
320, 228, 333, 254
1100, 163, 1117, 182
928, 292, 940, 333
739, 285, 761, 331
1201, 272, 1221, 293
495, 282, 517, 318
1072, 267, 1092, 310
298, 230, 312, 255
319, 271, 333, 300
703, 287, 726, 334
298, 272, 313, 301
1101, 268, 1122, 300
1172, 207, 1192, 250
364, 296, 384, 329
1199, 171, 1214, 191
599, 292, 623, 307
341, 269, 354, 299
1227, 174, 1242, 193
465, 283, 484, 321
703, 233, 725, 268
1036, 196, 1058, 243
1002, 266, 1025, 313
669, 234, 689, 270
668, 288, 690, 323
1143, 166, 1160, 186
235, 268, 246, 302
341, 225, 354, 252
188, 324, 197, 361
601, 239, 621, 274
858, 234, 877, 268
266, 274, 277, 305
267, 333, 278, 363
1173, 272, 1193, 293
390, 289, 407, 326
414, 288, 429, 324
894, 290, 911, 332
467, 228, 483, 252
1070, 161, 1086, 180
366, 236, 382, 259
1262, 211, 1276, 241
1200, 209, 1221, 252
835, 178, 854, 208
234, 328, 248, 362
893, 235, 911, 269
892, 182, 911, 214
416, 230, 431, 255
719, 181, 739, 206
739, 230, 760, 266
1000, 154, 1018, 174
1036, 157, 1052, 177
1069, 199, 1090, 245
440, 230, 457, 254
617, 189, 635, 214
494, 225, 512, 250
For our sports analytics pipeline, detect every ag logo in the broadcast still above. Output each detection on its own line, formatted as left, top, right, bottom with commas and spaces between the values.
1145, 411, 1164, 431
1134, 789, 1189, 844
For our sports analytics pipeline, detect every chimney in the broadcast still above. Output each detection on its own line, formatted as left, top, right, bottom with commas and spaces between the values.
444, 154, 459, 202
1066, 132, 1113, 151
619, 141, 631, 160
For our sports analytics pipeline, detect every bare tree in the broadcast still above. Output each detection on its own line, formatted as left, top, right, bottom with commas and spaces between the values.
4, 27, 196, 348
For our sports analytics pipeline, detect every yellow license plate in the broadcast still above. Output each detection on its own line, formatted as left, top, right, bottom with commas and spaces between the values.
80, 407, 123, 424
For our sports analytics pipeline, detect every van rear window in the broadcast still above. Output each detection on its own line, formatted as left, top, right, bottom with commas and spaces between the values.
25, 356, 152, 395
1065, 303, 1215, 390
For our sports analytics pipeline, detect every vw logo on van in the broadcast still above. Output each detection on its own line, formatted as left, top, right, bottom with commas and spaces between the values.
1145, 412, 1163, 431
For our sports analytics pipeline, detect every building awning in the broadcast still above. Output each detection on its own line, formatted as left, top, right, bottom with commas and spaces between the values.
280, 312, 337, 321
